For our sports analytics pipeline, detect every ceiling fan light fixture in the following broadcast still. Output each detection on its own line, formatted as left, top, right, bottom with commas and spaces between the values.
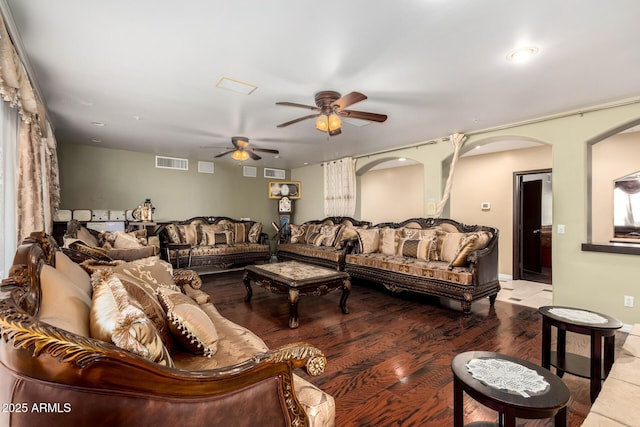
231, 150, 250, 161
328, 113, 341, 131
315, 114, 329, 132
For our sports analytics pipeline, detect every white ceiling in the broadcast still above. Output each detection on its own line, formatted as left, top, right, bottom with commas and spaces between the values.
4, 0, 640, 169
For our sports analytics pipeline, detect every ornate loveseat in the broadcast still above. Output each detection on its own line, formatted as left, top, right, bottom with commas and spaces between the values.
157, 217, 270, 269
277, 217, 372, 270
64, 219, 159, 261
0, 232, 334, 426
344, 218, 500, 314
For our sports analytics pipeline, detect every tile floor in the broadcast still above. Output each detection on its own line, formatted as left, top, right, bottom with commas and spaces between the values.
496, 278, 553, 309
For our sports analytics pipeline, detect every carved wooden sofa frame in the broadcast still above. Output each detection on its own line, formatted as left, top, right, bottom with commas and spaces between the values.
157, 216, 271, 269
0, 232, 327, 426
344, 218, 500, 314
277, 216, 372, 271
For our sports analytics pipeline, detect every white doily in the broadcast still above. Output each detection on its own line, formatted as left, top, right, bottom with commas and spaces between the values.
466, 358, 549, 398
548, 308, 607, 324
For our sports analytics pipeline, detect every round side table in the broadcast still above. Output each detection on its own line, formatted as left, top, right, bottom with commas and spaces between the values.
538, 305, 622, 403
451, 351, 570, 427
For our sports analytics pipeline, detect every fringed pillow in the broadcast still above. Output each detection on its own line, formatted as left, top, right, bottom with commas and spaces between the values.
157, 288, 219, 357
90, 270, 174, 367
289, 224, 306, 243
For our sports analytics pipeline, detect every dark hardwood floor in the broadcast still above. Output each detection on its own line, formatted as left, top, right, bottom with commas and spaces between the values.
200, 271, 624, 426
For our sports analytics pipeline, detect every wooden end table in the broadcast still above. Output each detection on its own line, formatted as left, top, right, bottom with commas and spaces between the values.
243, 261, 350, 328
538, 305, 622, 403
451, 351, 570, 427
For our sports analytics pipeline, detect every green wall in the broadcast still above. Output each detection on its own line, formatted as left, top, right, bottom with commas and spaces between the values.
58, 143, 284, 230
291, 99, 640, 325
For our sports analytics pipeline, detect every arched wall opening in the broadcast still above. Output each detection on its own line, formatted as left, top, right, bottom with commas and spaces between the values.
448, 136, 553, 279
587, 118, 640, 244
357, 156, 425, 224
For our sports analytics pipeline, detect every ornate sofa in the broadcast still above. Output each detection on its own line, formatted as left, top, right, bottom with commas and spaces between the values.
0, 232, 334, 426
277, 217, 372, 270
157, 217, 270, 269
64, 219, 159, 261
344, 218, 500, 314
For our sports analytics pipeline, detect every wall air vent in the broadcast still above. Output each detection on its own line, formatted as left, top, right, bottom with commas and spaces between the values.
198, 161, 214, 174
243, 166, 257, 177
264, 168, 285, 179
156, 156, 188, 171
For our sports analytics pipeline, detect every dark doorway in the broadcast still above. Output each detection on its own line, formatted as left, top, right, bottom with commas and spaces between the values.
513, 170, 552, 284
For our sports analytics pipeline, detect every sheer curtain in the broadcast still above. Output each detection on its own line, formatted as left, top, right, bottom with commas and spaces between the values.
0, 99, 19, 278
323, 157, 357, 217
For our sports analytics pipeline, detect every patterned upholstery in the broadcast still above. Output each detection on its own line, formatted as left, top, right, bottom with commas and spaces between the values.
345, 252, 474, 285
158, 217, 270, 268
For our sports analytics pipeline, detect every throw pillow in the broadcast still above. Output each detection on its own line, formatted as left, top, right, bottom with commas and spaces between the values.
304, 224, 322, 244
77, 226, 99, 247
90, 270, 174, 367
448, 231, 493, 268
396, 235, 437, 260
113, 231, 144, 249
289, 224, 306, 243
248, 222, 263, 243
164, 224, 182, 244
68, 240, 112, 262
197, 224, 229, 245
379, 228, 404, 255
176, 224, 198, 245
111, 256, 177, 291
319, 224, 342, 247
356, 228, 380, 254
55, 250, 92, 295
157, 288, 218, 357
39, 264, 92, 337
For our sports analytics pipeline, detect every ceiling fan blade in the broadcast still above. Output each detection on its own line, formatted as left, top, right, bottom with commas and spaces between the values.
332, 91, 367, 110
339, 109, 388, 122
275, 101, 320, 111
247, 150, 261, 160
253, 148, 280, 154
214, 150, 235, 158
277, 114, 319, 128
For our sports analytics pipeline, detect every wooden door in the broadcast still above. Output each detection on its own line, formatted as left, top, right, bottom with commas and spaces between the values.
522, 179, 542, 273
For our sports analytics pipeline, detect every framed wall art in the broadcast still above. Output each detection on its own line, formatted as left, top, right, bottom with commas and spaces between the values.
268, 181, 301, 199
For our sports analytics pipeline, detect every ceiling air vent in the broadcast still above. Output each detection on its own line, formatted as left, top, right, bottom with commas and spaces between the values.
156, 156, 188, 171
264, 168, 285, 179
243, 166, 257, 177
198, 161, 214, 174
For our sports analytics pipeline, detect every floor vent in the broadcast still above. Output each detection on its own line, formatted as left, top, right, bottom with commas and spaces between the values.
156, 156, 188, 170
198, 161, 214, 174
264, 167, 285, 179
243, 166, 257, 177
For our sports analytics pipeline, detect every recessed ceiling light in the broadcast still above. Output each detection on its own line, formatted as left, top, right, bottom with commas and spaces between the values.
91, 139, 102, 143
398, 157, 407, 161
215, 77, 258, 95
506, 46, 539, 63
91, 121, 105, 126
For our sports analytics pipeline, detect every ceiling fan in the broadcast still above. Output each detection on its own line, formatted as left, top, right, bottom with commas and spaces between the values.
211, 136, 279, 161
276, 91, 388, 136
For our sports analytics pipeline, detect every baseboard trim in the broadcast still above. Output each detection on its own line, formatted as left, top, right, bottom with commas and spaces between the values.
499, 274, 513, 281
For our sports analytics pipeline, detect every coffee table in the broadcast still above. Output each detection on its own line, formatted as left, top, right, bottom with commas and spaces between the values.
538, 305, 623, 403
243, 261, 351, 328
451, 351, 570, 427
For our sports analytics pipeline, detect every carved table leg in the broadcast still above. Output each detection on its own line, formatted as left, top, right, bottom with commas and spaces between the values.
243, 272, 253, 302
340, 279, 351, 314
288, 289, 300, 329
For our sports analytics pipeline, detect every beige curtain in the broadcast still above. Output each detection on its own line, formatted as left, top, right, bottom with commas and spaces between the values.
324, 157, 357, 217
0, 15, 58, 242
434, 133, 466, 218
